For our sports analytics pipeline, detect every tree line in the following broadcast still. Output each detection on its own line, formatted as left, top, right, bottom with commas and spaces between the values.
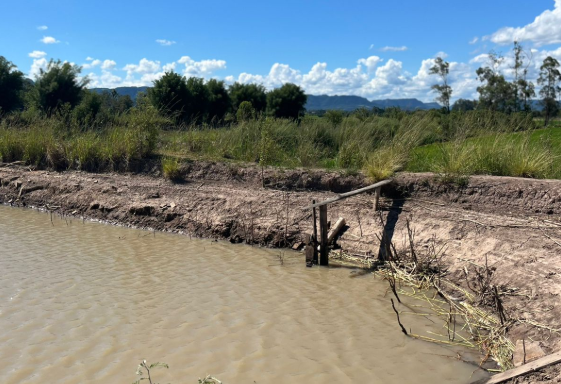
0, 57, 307, 125
430, 41, 561, 125
1, 45, 560, 127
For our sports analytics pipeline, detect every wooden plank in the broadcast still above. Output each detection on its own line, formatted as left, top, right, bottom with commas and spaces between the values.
482, 351, 561, 384
319, 205, 328, 266
303, 179, 392, 209
312, 200, 318, 264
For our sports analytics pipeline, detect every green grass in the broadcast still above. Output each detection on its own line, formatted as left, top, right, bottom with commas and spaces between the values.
407, 125, 561, 179
161, 156, 182, 180
0, 108, 162, 171
2, 108, 559, 181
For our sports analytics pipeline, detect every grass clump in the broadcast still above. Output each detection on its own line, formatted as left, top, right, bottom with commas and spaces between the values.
162, 157, 182, 181
425, 132, 557, 181
363, 117, 430, 181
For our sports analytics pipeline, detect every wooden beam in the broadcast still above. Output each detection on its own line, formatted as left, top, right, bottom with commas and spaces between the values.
319, 205, 328, 266
477, 351, 561, 384
303, 179, 392, 209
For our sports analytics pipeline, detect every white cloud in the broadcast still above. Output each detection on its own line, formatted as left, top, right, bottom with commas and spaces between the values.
75, 44, 561, 103
488, 0, 561, 46
83, 59, 101, 69
469, 37, 479, 45
37, 25, 48, 31
30, 58, 48, 78
163, 62, 176, 72
434, 51, 448, 59
101, 59, 117, 70
156, 39, 176, 46
178, 56, 227, 77
86, 71, 125, 88
380, 46, 408, 52
40, 36, 59, 44
28, 50, 47, 59
369, 44, 375, 50
86, 57, 94, 61
357, 56, 383, 73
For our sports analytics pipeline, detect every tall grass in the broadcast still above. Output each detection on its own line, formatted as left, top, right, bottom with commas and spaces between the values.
426, 132, 558, 180
363, 116, 434, 181
0, 107, 164, 171
1, 107, 552, 181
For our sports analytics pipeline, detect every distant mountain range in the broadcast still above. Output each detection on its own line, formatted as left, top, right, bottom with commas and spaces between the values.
91, 87, 442, 112
91, 86, 149, 100
305, 94, 442, 111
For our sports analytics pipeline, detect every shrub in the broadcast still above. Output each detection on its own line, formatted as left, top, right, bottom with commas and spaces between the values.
162, 157, 182, 180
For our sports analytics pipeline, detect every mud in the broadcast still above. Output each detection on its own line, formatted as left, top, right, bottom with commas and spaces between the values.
2, 161, 561, 383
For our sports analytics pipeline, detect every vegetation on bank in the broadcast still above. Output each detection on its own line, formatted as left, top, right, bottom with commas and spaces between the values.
0, 44, 561, 181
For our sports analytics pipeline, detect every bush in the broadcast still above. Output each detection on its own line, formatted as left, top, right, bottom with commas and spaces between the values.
325, 110, 344, 126
236, 101, 256, 122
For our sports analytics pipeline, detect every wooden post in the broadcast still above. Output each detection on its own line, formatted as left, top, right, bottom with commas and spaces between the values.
312, 199, 318, 264
373, 186, 381, 211
319, 205, 328, 266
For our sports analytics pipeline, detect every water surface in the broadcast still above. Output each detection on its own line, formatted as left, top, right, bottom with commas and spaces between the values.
0, 206, 487, 383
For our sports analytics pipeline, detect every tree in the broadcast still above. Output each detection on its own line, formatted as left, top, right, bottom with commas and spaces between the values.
451, 99, 477, 112
185, 77, 210, 124
429, 57, 452, 113
266, 83, 307, 120
229, 83, 267, 113
512, 41, 535, 112
476, 51, 517, 113
538, 56, 561, 126
236, 101, 255, 122
205, 79, 230, 124
148, 71, 190, 120
325, 110, 344, 126
0, 56, 25, 114
73, 90, 103, 125
100, 91, 133, 114
29, 59, 88, 115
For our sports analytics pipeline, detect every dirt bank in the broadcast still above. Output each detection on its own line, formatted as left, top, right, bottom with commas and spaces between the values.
1, 161, 561, 382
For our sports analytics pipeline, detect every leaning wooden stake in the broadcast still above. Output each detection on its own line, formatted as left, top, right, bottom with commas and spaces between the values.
327, 217, 346, 244
319, 205, 328, 266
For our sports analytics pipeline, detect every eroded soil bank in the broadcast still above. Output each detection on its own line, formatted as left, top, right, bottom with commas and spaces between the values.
2, 161, 561, 383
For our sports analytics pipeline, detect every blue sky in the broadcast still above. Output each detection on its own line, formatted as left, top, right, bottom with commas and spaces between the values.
2, 0, 561, 101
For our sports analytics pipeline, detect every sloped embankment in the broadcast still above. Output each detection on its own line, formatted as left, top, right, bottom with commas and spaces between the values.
2, 162, 561, 381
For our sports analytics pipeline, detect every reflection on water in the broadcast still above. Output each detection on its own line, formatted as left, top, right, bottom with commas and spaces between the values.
0, 206, 487, 383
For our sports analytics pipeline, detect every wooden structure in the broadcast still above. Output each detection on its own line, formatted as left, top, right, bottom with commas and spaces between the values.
472, 351, 561, 384
305, 179, 392, 266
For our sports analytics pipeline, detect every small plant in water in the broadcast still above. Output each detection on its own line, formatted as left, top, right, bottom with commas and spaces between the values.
198, 375, 222, 383
133, 360, 169, 384
133, 360, 223, 384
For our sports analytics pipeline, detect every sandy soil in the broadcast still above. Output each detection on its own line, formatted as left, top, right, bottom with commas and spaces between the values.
2, 160, 561, 383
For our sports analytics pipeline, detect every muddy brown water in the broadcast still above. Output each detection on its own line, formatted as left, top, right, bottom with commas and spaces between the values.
0, 206, 489, 383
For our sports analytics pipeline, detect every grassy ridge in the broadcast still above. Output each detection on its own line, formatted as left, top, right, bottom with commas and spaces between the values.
2, 108, 559, 181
